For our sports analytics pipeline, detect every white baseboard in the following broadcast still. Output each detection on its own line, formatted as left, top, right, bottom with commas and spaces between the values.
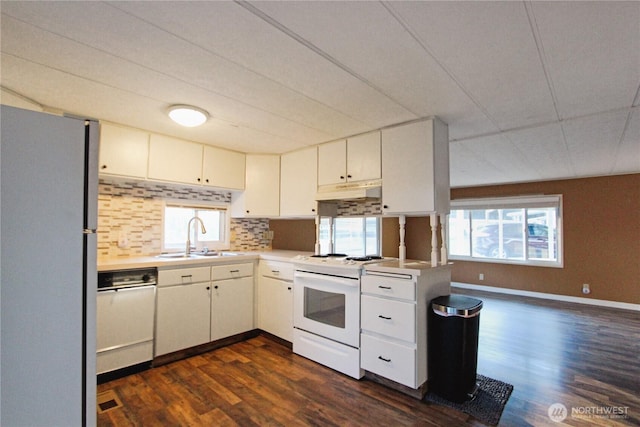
452, 282, 640, 312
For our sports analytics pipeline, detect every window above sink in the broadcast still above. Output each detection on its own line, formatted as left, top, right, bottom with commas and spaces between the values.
162, 201, 231, 253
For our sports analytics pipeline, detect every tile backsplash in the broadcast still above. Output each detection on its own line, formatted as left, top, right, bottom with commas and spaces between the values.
97, 178, 271, 259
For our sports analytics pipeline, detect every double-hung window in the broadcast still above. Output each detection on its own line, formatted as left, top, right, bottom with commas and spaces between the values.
162, 202, 230, 252
448, 195, 562, 267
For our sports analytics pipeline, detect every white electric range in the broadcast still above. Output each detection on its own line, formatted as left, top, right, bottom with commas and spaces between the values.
291, 253, 392, 379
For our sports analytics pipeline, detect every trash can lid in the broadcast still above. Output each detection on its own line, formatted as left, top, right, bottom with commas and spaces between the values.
432, 295, 483, 318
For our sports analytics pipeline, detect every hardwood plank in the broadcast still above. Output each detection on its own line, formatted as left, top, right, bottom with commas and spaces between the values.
98, 290, 640, 426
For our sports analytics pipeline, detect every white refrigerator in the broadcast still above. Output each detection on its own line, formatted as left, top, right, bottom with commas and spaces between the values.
1, 105, 98, 426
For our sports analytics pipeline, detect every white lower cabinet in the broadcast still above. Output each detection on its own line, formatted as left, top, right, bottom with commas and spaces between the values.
360, 265, 451, 391
258, 260, 294, 341
211, 263, 254, 341
155, 262, 255, 357
156, 282, 211, 356
361, 334, 416, 387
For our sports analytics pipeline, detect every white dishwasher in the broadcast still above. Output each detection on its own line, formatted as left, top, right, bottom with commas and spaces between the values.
97, 268, 156, 378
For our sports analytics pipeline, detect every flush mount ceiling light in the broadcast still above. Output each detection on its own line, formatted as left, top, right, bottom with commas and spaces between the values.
167, 104, 209, 127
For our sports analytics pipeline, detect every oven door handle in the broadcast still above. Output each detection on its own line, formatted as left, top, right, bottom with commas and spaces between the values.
294, 271, 359, 287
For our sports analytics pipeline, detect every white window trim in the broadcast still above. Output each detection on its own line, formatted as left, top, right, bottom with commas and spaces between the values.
449, 195, 563, 268
162, 199, 231, 252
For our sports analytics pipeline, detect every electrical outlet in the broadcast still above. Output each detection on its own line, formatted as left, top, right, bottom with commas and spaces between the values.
479, 273, 484, 281
582, 283, 591, 295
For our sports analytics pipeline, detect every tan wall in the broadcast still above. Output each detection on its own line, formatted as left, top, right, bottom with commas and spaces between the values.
450, 174, 639, 304
272, 174, 639, 305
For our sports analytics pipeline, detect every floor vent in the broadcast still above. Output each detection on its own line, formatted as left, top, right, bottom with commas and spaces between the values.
97, 390, 123, 414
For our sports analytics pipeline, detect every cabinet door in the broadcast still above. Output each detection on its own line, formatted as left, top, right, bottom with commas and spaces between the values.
258, 275, 293, 341
155, 283, 211, 356
381, 120, 435, 214
317, 140, 346, 186
280, 146, 318, 217
347, 131, 380, 182
231, 154, 280, 217
202, 146, 245, 190
148, 134, 203, 185
99, 123, 149, 179
210, 276, 254, 341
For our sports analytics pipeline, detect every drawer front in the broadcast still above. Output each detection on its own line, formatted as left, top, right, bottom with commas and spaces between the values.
361, 274, 415, 301
211, 262, 253, 281
361, 295, 415, 342
361, 334, 416, 388
158, 266, 210, 286
259, 260, 294, 281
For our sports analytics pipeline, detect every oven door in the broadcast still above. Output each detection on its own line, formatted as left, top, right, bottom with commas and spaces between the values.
293, 270, 360, 348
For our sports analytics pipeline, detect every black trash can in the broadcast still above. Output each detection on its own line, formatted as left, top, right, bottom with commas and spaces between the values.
428, 295, 483, 403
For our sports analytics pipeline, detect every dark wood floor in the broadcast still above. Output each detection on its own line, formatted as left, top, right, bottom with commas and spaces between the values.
97, 289, 640, 426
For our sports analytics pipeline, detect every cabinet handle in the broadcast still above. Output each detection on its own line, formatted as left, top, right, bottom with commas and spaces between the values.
378, 285, 392, 289
312, 208, 316, 212
101, 165, 107, 169
206, 286, 210, 290
272, 270, 280, 274
205, 178, 209, 183
347, 174, 352, 179
246, 210, 250, 214
378, 315, 392, 320
339, 175, 345, 180
378, 356, 391, 363
383, 205, 389, 209
230, 269, 240, 273
287, 287, 292, 291
214, 285, 219, 289
197, 177, 201, 182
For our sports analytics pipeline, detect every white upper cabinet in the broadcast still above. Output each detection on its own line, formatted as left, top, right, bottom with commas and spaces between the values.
202, 146, 245, 190
99, 123, 149, 179
317, 139, 347, 186
232, 154, 280, 218
346, 131, 381, 183
280, 146, 318, 217
148, 134, 203, 185
318, 131, 381, 186
381, 119, 450, 215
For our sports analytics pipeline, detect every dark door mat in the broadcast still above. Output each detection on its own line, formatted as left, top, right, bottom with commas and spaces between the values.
424, 374, 513, 426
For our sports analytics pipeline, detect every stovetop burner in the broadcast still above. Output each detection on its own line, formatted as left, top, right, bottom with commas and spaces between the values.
345, 255, 383, 261
310, 253, 348, 258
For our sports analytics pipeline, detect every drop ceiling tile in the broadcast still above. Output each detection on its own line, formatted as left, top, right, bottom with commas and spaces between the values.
562, 109, 630, 176
246, 0, 496, 140
530, 1, 640, 119
506, 123, 574, 180
387, 1, 557, 131
612, 108, 640, 174
111, 1, 414, 134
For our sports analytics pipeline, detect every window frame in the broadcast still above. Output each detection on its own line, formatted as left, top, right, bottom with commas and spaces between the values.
319, 216, 381, 256
162, 200, 231, 253
448, 195, 563, 268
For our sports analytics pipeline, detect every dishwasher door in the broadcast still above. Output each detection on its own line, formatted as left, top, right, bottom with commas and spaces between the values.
96, 285, 155, 375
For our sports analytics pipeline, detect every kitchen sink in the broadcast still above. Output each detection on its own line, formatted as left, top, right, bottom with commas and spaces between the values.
156, 253, 196, 259
156, 251, 242, 259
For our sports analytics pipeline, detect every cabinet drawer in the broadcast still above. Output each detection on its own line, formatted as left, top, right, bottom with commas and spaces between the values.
361, 334, 416, 388
361, 295, 415, 342
361, 274, 415, 301
259, 260, 294, 281
158, 266, 210, 286
211, 262, 253, 280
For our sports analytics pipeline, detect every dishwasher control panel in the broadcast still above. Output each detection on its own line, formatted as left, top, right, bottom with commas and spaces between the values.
98, 267, 157, 290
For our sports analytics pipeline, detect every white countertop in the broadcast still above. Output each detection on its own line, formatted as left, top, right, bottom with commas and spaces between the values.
97, 250, 307, 272
364, 260, 452, 276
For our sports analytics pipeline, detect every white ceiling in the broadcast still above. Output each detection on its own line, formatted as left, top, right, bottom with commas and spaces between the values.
1, 1, 638, 187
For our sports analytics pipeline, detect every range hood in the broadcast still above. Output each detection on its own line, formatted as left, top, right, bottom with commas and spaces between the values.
315, 179, 382, 201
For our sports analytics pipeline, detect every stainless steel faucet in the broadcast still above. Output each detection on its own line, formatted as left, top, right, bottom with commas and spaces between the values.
186, 216, 207, 255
